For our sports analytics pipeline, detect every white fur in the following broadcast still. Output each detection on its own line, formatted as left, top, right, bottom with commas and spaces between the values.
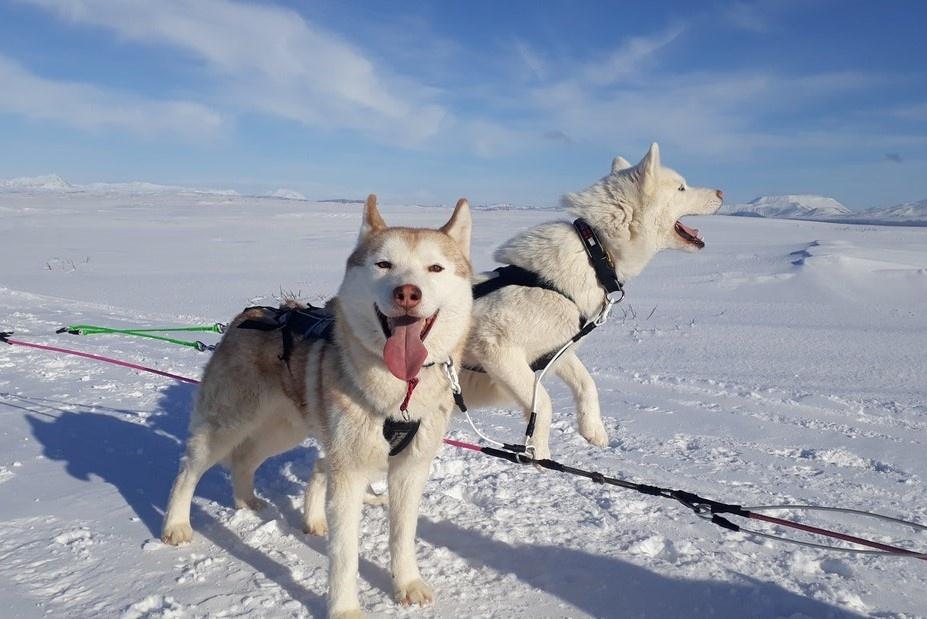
161, 198, 473, 618
460, 143, 723, 458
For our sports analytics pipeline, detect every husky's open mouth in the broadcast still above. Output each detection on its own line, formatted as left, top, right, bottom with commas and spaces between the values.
374, 305, 438, 381
674, 220, 705, 249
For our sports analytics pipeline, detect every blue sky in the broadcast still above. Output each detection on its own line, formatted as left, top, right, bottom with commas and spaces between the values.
1, 0, 925, 209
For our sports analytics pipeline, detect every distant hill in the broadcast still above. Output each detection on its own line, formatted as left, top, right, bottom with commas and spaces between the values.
722, 194, 927, 226
723, 195, 851, 219
0, 174, 238, 196
849, 198, 927, 224
0, 174, 72, 191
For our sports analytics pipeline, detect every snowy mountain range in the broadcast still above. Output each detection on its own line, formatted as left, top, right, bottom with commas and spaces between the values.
722, 194, 851, 219
0, 174, 239, 197
2, 175, 926, 224
850, 198, 927, 224
723, 194, 927, 224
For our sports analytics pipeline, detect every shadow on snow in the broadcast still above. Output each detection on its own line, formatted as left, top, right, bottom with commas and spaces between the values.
20, 382, 862, 618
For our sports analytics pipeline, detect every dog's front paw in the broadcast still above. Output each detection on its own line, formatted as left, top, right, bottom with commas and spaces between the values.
235, 496, 268, 511
330, 609, 364, 619
395, 578, 433, 606
161, 522, 193, 545
303, 516, 328, 536
578, 417, 609, 448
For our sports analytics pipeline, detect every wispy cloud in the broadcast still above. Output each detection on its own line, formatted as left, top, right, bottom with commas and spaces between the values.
517, 39, 908, 159
581, 25, 685, 86
0, 54, 222, 137
722, 2, 771, 33
21, 0, 447, 147
542, 130, 575, 144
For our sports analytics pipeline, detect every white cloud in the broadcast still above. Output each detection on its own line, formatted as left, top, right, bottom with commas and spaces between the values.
21, 0, 448, 147
582, 25, 685, 86
513, 40, 547, 82
0, 54, 222, 137
521, 42, 905, 158
722, 2, 771, 33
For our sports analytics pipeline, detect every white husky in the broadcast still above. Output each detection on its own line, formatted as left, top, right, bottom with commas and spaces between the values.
161, 195, 473, 618
459, 143, 723, 459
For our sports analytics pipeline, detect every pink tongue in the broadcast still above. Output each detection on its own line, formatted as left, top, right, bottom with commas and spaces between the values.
383, 317, 428, 381
678, 221, 700, 237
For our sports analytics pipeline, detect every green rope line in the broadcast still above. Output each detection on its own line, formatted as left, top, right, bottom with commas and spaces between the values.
65, 324, 223, 335
58, 323, 225, 351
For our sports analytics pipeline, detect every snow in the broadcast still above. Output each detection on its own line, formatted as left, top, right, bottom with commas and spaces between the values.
723, 195, 851, 219
1, 190, 926, 617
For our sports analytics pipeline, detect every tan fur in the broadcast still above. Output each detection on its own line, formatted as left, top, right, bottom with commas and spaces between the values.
161, 196, 473, 618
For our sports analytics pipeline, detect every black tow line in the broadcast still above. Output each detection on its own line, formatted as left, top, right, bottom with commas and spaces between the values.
4, 330, 927, 559
445, 437, 927, 559
447, 438, 745, 532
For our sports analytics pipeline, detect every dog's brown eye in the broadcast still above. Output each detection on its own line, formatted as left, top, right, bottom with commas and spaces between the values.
376, 261, 392, 270
428, 264, 444, 273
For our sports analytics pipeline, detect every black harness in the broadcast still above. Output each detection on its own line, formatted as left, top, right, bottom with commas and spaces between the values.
237, 304, 421, 457
466, 218, 623, 373
238, 304, 335, 366
471, 265, 578, 312
233, 219, 621, 457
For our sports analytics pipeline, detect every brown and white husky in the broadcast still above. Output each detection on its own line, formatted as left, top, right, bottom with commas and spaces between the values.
161, 195, 473, 618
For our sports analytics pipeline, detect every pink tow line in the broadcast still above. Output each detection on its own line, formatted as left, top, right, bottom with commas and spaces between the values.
3, 336, 200, 385
2, 334, 476, 450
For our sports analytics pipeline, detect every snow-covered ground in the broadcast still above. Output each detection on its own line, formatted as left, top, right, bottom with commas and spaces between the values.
1, 190, 926, 618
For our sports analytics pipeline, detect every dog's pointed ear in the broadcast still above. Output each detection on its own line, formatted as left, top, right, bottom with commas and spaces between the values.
611, 156, 632, 174
359, 194, 387, 240
440, 198, 471, 258
637, 142, 661, 193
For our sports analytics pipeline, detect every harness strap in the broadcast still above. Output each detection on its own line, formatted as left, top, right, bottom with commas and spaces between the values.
237, 305, 335, 367
472, 265, 576, 306
573, 218, 623, 296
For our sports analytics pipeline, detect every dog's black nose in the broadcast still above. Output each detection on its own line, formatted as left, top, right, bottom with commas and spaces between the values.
716, 189, 724, 200
393, 284, 422, 310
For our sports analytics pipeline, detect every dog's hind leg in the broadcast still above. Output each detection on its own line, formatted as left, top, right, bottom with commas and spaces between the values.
162, 423, 246, 545
303, 457, 328, 535
231, 416, 305, 511
480, 348, 554, 460
554, 351, 608, 448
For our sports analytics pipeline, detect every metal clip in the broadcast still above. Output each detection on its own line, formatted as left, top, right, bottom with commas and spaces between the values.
442, 359, 462, 395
